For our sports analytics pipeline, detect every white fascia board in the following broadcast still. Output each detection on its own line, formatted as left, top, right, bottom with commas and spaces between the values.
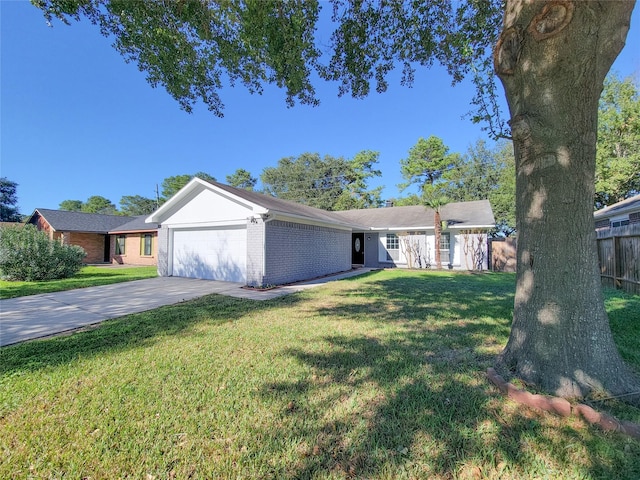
146, 177, 202, 223
369, 226, 434, 232
147, 178, 268, 223
594, 197, 640, 219
369, 224, 494, 232
207, 183, 269, 215
447, 225, 494, 230
269, 211, 354, 231
598, 209, 635, 221
168, 219, 248, 230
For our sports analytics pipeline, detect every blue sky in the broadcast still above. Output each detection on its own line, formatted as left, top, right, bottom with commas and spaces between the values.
2, 1, 639, 216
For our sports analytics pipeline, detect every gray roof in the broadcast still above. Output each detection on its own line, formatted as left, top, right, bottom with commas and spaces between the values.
27, 209, 134, 233
207, 181, 494, 230
333, 200, 495, 230
207, 181, 357, 228
110, 216, 159, 233
593, 194, 640, 220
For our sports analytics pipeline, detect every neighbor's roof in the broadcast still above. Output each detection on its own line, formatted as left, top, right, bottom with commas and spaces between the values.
333, 200, 495, 230
27, 208, 134, 233
593, 194, 640, 220
109, 216, 159, 233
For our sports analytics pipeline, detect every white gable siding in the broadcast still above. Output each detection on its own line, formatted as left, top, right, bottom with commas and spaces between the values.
162, 189, 252, 227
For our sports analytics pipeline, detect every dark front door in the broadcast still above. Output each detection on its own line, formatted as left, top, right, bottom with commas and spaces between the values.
352, 233, 364, 265
103, 235, 111, 262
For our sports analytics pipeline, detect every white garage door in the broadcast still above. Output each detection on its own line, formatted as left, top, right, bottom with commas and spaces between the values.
171, 227, 247, 283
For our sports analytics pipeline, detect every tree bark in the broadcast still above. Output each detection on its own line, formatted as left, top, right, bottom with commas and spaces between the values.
434, 209, 442, 269
494, 0, 640, 403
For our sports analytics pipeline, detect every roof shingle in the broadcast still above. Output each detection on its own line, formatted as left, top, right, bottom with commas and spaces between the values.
28, 209, 135, 233
206, 180, 494, 230
109, 216, 159, 233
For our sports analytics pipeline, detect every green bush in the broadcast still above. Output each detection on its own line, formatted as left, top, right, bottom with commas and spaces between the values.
0, 225, 86, 281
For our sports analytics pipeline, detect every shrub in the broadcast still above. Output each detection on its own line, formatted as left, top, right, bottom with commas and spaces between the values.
0, 225, 86, 281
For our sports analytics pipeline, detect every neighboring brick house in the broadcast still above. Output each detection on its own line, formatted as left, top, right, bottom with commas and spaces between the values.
147, 178, 495, 286
594, 194, 640, 230
109, 216, 159, 266
26, 209, 158, 265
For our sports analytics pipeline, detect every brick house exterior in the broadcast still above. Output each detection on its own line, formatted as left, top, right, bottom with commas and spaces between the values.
26, 209, 158, 265
109, 216, 159, 266
261, 220, 351, 286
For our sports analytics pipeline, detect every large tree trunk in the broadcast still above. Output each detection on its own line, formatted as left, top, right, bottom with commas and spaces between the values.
494, 0, 640, 403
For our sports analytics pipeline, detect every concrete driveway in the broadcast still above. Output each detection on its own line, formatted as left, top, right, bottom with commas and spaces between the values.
0, 277, 256, 347
0, 269, 375, 347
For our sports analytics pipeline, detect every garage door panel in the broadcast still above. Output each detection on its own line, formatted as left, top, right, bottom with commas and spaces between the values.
172, 228, 246, 283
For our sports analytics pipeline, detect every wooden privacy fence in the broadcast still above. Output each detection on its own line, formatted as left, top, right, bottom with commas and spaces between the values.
596, 224, 640, 295
488, 237, 517, 272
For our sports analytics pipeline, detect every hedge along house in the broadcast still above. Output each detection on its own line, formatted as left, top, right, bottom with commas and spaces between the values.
147, 178, 495, 286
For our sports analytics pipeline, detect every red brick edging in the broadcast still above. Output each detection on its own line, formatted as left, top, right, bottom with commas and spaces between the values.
486, 368, 640, 440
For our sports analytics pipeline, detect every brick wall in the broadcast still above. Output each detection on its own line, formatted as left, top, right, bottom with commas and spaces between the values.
246, 219, 266, 286
67, 232, 106, 263
263, 220, 351, 285
30, 214, 56, 240
111, 233, 158, 266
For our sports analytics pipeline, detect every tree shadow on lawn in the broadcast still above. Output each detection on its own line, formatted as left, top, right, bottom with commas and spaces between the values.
322, 272, 516, 341
256, 272, 640, 478
0, 294, 296, 376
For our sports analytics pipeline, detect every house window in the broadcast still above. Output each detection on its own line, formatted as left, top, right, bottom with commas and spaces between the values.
386, 233, 399, 261
439, 232, 450, 265
141, 234, 153, 256
611, 219, 630, 228
386, 233, 399, 250
440, 232, 450, 251
115, 235, 126, 255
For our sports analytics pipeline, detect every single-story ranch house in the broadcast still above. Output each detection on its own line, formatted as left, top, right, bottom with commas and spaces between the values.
147, 178, 495, 286
27, 209, 159, 265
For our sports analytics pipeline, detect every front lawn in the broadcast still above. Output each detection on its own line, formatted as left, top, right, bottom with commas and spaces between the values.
0, 265, 157, 299
1, 270, 638, 479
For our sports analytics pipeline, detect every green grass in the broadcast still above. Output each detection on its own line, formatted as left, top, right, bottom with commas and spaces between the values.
0, 265, 157, 299
1, 270, 638, 479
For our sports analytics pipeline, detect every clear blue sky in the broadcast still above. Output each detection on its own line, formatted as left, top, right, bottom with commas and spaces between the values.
2, 1, 639, 216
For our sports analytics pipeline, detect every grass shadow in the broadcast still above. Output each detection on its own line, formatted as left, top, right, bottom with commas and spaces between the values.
255, 270, 640, 478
